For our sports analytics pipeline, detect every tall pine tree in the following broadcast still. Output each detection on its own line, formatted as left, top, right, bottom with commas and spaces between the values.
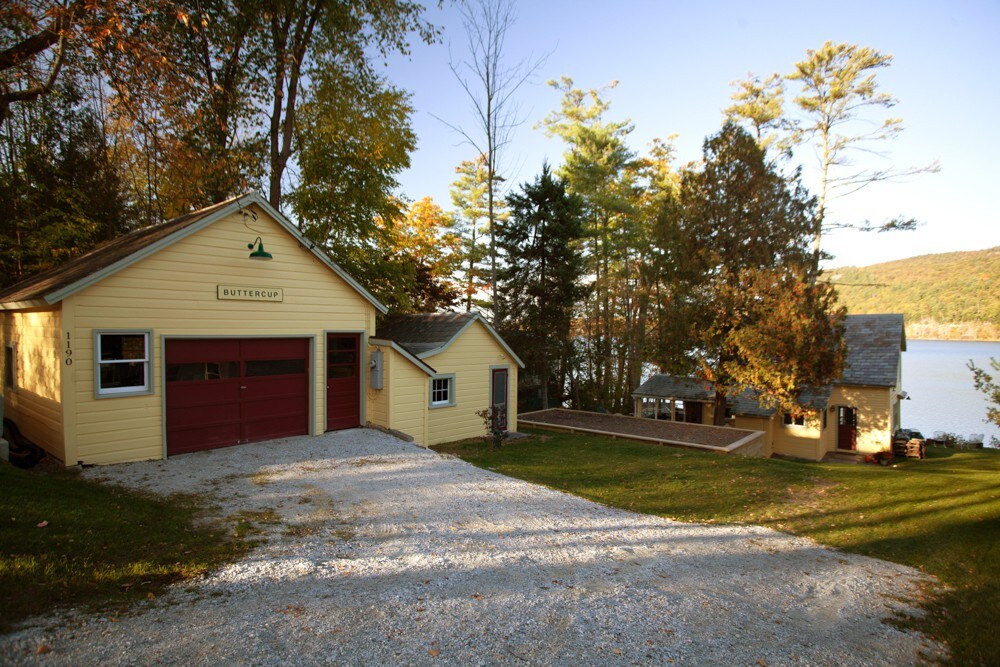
496, 164, 586, 410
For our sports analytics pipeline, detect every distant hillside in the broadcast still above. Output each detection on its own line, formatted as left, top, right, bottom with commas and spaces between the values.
827, 247, 1000, 341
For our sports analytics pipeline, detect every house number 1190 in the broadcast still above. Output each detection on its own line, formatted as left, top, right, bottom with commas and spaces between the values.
65, 332, 73, 365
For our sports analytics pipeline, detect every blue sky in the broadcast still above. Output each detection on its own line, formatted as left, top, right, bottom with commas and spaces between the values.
381, 0, 1000, 268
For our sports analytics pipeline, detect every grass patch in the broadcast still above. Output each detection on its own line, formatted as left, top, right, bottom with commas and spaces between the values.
228, 510, 281, 538
0, 461, 250, 632
434, 430, 1000, 665
282, 524, 319, 538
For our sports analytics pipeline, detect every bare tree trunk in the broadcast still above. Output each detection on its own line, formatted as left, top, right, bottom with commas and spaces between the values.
444, 0, 546, 320
268, 1, 322, 211
713, 388, 728, 426
540, 352, 550, 410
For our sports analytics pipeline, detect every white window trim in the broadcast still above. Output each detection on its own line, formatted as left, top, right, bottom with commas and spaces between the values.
94, 330, 154, 398
4, 343, 17, 392
429, 374, 456, 409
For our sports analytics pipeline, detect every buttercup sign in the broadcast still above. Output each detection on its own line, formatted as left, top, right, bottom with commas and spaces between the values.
216, 285, 283, 302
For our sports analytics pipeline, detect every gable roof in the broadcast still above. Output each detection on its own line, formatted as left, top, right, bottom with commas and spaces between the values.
368, 337, 437, 376
632, 375, 830, 417
840, 314, 905, 387
0, 191, 387, 314
634, 375, 713, 403
375, 311, 525, 368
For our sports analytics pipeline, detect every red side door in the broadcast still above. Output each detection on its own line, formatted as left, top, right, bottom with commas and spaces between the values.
837, 406, 858, 451
166, 338, 309, 455
326, 333, 361, 431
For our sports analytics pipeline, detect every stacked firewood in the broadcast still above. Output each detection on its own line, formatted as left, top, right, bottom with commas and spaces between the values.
892, 436, 926, 459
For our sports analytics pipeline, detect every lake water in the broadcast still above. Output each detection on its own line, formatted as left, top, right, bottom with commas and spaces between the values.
902, 340, 1000, 445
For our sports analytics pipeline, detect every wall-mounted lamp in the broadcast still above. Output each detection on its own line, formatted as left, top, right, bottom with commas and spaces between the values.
247, 237, 272, 261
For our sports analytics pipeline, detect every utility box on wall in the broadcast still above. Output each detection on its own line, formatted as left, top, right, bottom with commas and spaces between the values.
370, 349, 383, 390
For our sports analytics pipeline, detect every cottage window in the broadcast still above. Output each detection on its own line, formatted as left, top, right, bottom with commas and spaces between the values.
782, 412, 805, 427
429, 375, 455, 408
4, 344, 16, 390
96, 331, 152, 397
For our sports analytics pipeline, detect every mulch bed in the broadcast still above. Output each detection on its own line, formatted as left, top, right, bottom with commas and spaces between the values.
519, 408, 755, 448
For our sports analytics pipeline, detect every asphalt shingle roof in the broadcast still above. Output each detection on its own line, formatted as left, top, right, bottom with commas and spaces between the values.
632, 376, 833, 417
633, 314, 903, 415
375, 312, 477, 357
634, 375, 714, 402
0, 195, 241, 305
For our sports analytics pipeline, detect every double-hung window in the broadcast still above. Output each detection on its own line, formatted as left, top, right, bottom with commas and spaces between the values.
96, 331, 152, 397
429, 375, 455, 408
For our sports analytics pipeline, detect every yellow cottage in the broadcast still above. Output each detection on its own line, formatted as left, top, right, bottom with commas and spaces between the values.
0, 192, 522, 466
370, 312, 522, 446
632, 314, 908, 461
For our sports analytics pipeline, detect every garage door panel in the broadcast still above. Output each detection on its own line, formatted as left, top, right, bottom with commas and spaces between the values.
242, 375, 306, 397
241, 414, 308, 443
166, 339, 240, 364
166, 338, 310, 455
167, 402, 241, 429
167, 381, 241, 406
168, 423, 242, 454
242, 395, 308, 420
240, 338, 308, 360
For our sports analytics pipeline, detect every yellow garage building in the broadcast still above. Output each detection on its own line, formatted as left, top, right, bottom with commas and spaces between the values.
0, 192, 521, 465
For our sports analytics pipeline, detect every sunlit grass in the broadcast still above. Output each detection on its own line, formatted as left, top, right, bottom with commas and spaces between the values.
435, 430, 1000, 665
0, 461, 250, 632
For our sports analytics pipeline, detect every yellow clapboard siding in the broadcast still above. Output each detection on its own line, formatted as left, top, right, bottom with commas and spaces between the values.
772, 411, 824, 460
77, 427, 162, 447
389, 353, 428, 444
425, 321, 519, 446
365, 343, 389, 427
827, 385, 893, 455
77, 441, 163, 464
0, 307, 65, 461
734, 416, 773, 456
64, 205, 376, 464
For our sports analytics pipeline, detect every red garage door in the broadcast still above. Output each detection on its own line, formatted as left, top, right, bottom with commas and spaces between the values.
165, 338, 310, 455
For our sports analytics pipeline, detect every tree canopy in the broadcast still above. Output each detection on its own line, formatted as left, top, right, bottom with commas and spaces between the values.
672, 123, 845, 421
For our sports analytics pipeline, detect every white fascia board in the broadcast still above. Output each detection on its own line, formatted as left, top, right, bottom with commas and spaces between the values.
414, 315, 478, 360
44, 197, 248, 304
249, 193, 388, 314
41, 191, 389, 315
417, 314, 525, 369
369, 338, 436, 375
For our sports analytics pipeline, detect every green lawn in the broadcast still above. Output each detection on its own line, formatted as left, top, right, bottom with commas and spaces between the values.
0, 461, 249, 633
435, 430, 1000, 666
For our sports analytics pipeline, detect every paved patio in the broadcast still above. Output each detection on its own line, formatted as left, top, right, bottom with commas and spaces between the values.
520, 408, 764, 454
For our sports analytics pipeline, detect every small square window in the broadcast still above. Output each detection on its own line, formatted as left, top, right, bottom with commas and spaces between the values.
96, 331, 151, 397
430, 376, 455, 408
4, 344, 16, 390
783, 412, 805, 427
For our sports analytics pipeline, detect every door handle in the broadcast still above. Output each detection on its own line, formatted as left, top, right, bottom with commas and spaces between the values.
240, 386, 247, 390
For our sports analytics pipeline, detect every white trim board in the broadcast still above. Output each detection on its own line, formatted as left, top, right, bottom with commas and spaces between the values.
41, 192, 388, 314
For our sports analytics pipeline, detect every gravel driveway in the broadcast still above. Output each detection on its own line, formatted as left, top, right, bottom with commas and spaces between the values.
2, 429, 944, 665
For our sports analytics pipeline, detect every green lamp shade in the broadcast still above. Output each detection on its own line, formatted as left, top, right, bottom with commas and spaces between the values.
247, 237, 273, 261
